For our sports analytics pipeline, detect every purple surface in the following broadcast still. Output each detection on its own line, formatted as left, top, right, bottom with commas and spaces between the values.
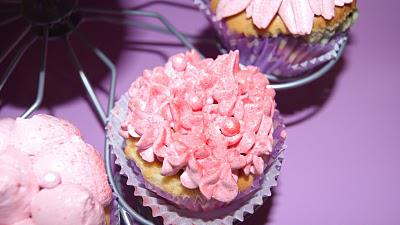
0, 1, 399, 225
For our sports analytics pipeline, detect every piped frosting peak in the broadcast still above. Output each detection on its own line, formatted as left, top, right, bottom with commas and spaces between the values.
122, 50, 276, 203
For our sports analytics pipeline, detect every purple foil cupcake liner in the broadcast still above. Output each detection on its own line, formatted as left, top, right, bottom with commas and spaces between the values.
194, 0, 348, 78
106, 93, 287, 225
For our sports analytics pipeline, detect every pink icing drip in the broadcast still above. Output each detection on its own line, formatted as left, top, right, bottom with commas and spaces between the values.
123, 50, 276, 203
216, 0, 354, 35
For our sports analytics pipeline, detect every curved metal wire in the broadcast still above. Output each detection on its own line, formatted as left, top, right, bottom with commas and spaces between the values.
0, 25, 31, 65
0, 36, 37, 92
82, 16, 170, 34
73, 29, 117, 117
81, 16, 215, 45
64, 37, 108, 125
104, 139, 154, 225
21, 28, 49, 118
0, 14, 21, 26
120, 207, 134, 225
79, 8, 196, 52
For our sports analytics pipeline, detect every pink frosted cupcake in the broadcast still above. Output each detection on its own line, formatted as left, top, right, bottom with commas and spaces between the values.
0, 115, 113, 225
195, 0, 358, 77
110, 50, 286, 223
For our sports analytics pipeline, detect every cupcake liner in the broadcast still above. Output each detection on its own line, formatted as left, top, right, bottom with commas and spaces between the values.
194, 0, 349, 78
106, 93, 287, 225
128, 155, 263, 212
110, 195, 120, 225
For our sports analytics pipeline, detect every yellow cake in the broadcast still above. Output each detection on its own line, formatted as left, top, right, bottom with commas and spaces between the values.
211, 0, 357, 41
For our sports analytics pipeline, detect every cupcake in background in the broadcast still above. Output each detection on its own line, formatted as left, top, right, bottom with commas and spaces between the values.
195, 0, 358, 77
0, 115, 113, 225
109, 50, 286, 224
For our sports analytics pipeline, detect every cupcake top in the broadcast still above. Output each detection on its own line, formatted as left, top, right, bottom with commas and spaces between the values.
0, 115, 112, 225
214, 0, 354, 35
11, 114, 81, 156
121, 50, 276, 202
0, 118, 14, 152
31, 184, 105, 225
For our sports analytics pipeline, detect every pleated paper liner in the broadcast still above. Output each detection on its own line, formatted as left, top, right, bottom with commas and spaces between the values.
195, 0, 351, 78
106, 93, 287, 225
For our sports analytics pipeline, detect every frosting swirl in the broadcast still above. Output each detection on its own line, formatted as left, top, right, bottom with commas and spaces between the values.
215, 0, 353, 35
122, 50, 276, 202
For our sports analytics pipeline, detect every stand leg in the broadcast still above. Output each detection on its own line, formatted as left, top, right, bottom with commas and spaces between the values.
0, 14, 21, 26
104, 139, 153, 225
120, 207, 133, 225
80, 8, 195, 51
0, 25, 31, 64
0, 36, 36, 92
74, 30, 117, 118
82, 16, 173, 35
82, 15, 220, 47
64, 37, 107, 125
21, 28, 48, 118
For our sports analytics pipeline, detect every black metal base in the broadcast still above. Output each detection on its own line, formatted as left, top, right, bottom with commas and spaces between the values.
31, 12, 81, 38
22, 0, 80, 38
22, 0, 78, 24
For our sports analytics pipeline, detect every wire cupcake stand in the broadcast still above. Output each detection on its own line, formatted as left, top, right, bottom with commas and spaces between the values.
0, 1, 347, 224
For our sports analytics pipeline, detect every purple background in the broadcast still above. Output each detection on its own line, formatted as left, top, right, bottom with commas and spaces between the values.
1, 1, 399, 224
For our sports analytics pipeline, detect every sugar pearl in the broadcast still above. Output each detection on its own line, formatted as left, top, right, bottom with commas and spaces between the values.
172, 54, 187, 71
39, 171, 61, 189
189, 95, 203, 111
221, 117, 240, 137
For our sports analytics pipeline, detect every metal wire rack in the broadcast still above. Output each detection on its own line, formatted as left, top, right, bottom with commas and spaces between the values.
0, 1, 347, 224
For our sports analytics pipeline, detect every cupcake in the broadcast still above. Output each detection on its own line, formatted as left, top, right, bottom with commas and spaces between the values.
195, 0, 358, 77
110, 50, 286, 224
0, 115, 113, 225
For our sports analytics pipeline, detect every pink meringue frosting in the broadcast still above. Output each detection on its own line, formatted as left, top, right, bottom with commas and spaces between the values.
11, 219, 35, 225
0, 118, 15, 153
12, 115, 81, 156
32, 136, 112, 206
121, 50, 276, 203
0, 149, 39, 225
0, 115, 111, 225
216, 0, 353, 35
31, 184, 105, 225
